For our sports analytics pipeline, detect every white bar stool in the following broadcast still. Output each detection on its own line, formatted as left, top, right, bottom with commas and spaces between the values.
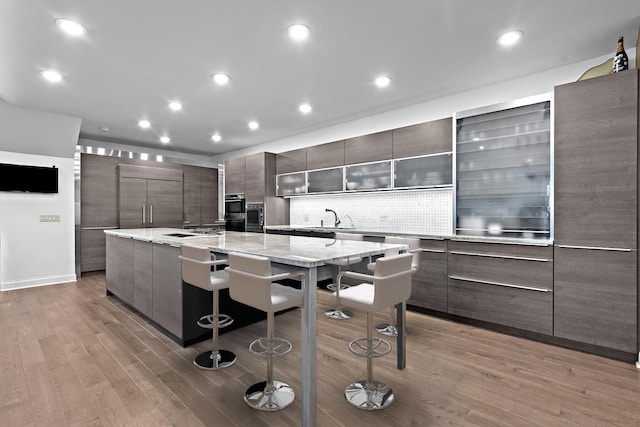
179, 243, 236, 370
335, 252, 414, 410
325, 232, 364, 320
367, 236, 421, 336
225, 252, 304, 411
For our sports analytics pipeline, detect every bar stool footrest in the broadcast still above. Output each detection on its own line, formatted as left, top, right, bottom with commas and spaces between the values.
197, 313, 234, 329
348, 337, 391, 358
249, 337, 292, 358
326, 282, 350, 292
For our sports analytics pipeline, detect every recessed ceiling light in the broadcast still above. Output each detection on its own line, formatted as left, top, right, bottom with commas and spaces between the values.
99, 126, 110, 132
287, 24, 310, 41
41, 69, 63, 82
299, 103, 312, 114
168, 101, 182, 111
375, 75, 392, 88
211, 73, 231, 85
138, 120, 151, 129
160, 135, 170, 144
55, 18, 86, 36
497, 30, 523, 46
211, 133, 222, 142
248, 121, 259, 130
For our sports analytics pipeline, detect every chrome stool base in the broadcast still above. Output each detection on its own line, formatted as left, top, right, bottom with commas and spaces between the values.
194, 349, 236, 370
244, 380, 295, 411
375, 323, 398, 337
344, 380, 395, 410
325, 308, 353, 320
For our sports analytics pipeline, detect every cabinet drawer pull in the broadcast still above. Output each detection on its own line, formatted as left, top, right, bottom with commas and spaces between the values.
448, 275, 552, 292
448, 250, 551, 262
556, 245, 634, 252
421, 248, 446, 253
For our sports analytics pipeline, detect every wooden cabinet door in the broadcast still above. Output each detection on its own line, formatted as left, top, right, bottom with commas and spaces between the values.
81, 154, 119, 227
276, 148, 307, 174
147, 179, 183, 228
554, 246, 637, 353
118, 177, 147, 228
182, 165, 201, 227
201, 167, 218, 225
306, 140, 345, 170
225, 156, 246, 194
80, 229, 107, 272
344, 130, 392, 164
152, 244, 183, 338
133, 240, 153, 318
245, 152, 265, 203
106, 235, 134, 305
554, 71, 638, 248
408, 241, 448, 312
392, 117, 452, 158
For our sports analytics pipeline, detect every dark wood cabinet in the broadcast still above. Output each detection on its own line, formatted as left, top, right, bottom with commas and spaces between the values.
118, 165, 183, 228
446, 240, 553, 334
183, 165, 219, 227
224, 156, 246, 195
554, 70, 638, 248
276, 148, 307, 174
553, 70, 639, 355
344, 130, 392, 164
133, 240, 153, 318
105, 235, 134, 305
408, 239, 448, 312
306, 140, 345, 170
392, 117, 452, 159
245, 152, 266, 203
554, 246, 637, 353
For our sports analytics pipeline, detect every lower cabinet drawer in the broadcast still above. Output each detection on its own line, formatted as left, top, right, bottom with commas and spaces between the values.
447, 276, 553, 335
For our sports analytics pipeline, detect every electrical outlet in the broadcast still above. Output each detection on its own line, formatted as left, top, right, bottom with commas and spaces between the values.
40, 214, 60, 222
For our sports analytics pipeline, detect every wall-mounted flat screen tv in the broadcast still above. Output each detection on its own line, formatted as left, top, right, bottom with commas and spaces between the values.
0, 163, 59, 193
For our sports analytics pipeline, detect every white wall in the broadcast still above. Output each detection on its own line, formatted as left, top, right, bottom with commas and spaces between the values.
0, 100, 80, 291
0, 151, 76, 290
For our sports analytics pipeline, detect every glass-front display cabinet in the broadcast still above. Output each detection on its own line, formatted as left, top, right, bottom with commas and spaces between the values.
307, 167, 344, 193
455, 96, 552, 239
276, 172, 306, 196
345, 160, 392, 191
394, 152, 453, 189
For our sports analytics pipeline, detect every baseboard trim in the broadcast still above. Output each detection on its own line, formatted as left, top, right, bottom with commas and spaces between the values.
1, 274, 77, 291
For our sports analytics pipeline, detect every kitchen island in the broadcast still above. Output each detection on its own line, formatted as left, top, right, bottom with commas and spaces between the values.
105, 228, 407, 427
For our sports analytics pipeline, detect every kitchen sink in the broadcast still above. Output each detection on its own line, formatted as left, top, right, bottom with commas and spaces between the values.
163, 232, 197, 238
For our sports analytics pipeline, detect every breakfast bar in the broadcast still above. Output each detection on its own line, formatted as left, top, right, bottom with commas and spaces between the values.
104, 228, 408, 426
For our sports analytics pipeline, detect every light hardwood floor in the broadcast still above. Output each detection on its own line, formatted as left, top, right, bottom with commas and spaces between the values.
1, 272, 639, 426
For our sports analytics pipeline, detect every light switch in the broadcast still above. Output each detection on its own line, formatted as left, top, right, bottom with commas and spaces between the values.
40, 214, 60, 222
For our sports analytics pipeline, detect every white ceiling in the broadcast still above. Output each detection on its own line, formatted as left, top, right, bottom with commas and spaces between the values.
1, 1, 638, 156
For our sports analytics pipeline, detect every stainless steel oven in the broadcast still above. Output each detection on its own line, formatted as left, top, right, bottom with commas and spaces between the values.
245, 203, 264, 233
224, 194, 246, 232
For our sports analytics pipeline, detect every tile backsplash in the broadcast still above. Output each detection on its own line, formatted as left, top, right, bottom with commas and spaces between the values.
289, 188, 453, 235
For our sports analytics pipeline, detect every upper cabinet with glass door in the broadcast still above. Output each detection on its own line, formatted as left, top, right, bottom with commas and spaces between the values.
307, 167, 344, 193
276, 172, 306, 196
394, 152, 453, 189
345, 160, 392, 191
455, 96, 552, 239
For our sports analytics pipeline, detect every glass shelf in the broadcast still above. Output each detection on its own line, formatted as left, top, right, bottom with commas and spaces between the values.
455, 99, 551, 239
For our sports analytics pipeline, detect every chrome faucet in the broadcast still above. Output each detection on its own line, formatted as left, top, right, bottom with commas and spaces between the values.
325, 208, 341, 227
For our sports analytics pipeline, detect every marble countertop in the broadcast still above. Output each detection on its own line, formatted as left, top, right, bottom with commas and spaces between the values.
264, 225, 553, 246
105, 228, 406, 267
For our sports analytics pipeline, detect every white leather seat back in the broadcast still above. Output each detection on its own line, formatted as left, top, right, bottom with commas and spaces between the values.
371, 252, 414, 312
226, 252, 274, 313
180, 243, 215, 291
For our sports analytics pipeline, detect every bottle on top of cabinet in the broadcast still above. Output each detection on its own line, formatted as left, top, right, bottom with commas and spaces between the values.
612, 36, 629, 73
